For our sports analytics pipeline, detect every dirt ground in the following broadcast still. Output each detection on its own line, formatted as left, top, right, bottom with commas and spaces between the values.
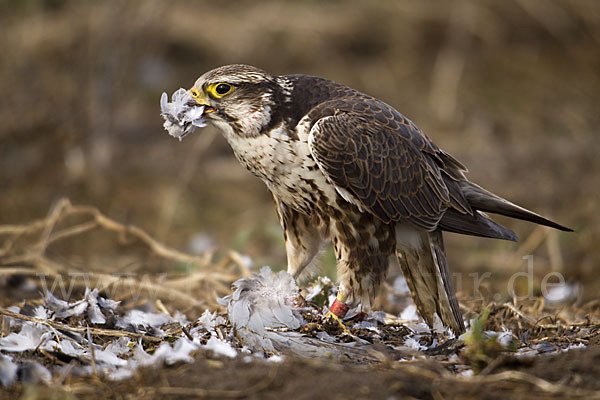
2, 0, 600, 398
2, 344, 600, 400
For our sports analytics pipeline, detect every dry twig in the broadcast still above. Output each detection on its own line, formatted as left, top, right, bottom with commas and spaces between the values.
0, 308, 162, 343
0, 199, 244, 308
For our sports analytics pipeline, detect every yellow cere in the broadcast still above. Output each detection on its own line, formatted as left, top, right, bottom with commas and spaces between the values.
190, 88, 201, 99
189, 88, 210, 107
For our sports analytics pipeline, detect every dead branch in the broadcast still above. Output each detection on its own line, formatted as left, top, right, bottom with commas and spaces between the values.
0, 198, 212, 267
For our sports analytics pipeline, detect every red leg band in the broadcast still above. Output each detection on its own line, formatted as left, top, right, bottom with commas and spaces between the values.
329, 299, 350, 319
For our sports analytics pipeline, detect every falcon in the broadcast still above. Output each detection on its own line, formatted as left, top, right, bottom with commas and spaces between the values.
175, 64, 571, 334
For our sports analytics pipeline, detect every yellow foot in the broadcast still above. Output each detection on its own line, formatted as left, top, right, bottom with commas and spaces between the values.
325, 311, 352, 335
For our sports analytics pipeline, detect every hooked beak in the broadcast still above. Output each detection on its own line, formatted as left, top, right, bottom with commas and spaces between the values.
190, 88, 216, 113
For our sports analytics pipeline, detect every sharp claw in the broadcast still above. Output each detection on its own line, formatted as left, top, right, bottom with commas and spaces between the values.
324, 287, 353, 335
325, 310, 352, 335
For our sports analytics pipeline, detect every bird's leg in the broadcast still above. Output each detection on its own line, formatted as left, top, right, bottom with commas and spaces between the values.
274, 198, 321, 279
325, 288, 352, 334
327, 290, 350, 319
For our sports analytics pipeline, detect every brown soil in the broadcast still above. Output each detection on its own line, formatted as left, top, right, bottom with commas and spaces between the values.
2, 346, 600, 400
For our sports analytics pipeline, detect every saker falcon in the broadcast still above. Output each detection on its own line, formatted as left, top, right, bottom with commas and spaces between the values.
162, 64, 572, 334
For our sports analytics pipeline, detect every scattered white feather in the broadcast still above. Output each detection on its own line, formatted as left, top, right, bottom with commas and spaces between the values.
304, 276, 332, 302
137, 338, 197, 367
187, 232, 215, 254
483, 328, 514, 348
267, 355, 284, 363
432, 313, 448, 335
496, 329, 514, 348
52, 298, 88, 319
191, 310, 227, 341
32, 306, 49, 321
403, 337, 427, 351
410, 322, 432, 334
44, 288, 118, 324
160, 88, 207, 141
544, 282, 581, 304
4, 306, 22, 329
564, 343, 586, 351
17, 361, 52, 384
203, 337, 237, 358
104, 337, 133, 356
0, 354, 18, 386
105, 367, 135, 381
130, 342, 153, 365
166, 338, 198, 364
85, 291, 105, 324
196, 310, 226, 331
115, 309, 173, 334
392, 275, 410, 295
93, 348, 129, 367
0, 324, 50, 352
353, 320, 378, 330
304, 284, 324, 302
54, 340, 86, 358
97, 296, 120, 311
399, 304, 420, 322
1, 289, 203, 385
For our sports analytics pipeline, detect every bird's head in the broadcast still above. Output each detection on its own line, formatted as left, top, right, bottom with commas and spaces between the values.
189, 64, 285, 138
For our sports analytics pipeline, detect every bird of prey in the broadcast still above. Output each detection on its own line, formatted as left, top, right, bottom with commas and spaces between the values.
174, 64, 571, 335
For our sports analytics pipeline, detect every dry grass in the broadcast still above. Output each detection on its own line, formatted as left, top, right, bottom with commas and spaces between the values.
0, 198, 253, 312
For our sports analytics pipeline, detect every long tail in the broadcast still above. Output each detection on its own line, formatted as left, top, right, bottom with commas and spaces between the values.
438, 180, 572, 241
396, 230, 464, 335
461, 181, 573, 232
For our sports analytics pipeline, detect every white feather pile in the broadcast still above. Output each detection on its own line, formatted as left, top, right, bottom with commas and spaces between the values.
220, 267, 382, 360
219, 266, 305, 352
160, 88, 207, 141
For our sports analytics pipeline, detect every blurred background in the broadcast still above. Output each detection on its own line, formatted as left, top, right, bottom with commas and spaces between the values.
1, 0, 599, 304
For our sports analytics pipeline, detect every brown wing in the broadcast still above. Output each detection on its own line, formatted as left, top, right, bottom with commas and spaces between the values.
308, 103, 464, 230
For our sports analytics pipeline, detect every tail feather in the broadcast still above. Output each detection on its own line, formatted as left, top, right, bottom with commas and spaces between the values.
396, 230, 465, 335
461, 181, 573, 232
439, 208, 518, 241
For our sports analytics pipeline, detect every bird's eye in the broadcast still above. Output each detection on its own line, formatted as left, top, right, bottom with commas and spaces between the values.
207, 82, 234, 99
216, 84, 231, 95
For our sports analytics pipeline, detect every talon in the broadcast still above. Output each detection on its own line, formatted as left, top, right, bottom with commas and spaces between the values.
325, 291, 352, 334
325, 310, 352, 335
